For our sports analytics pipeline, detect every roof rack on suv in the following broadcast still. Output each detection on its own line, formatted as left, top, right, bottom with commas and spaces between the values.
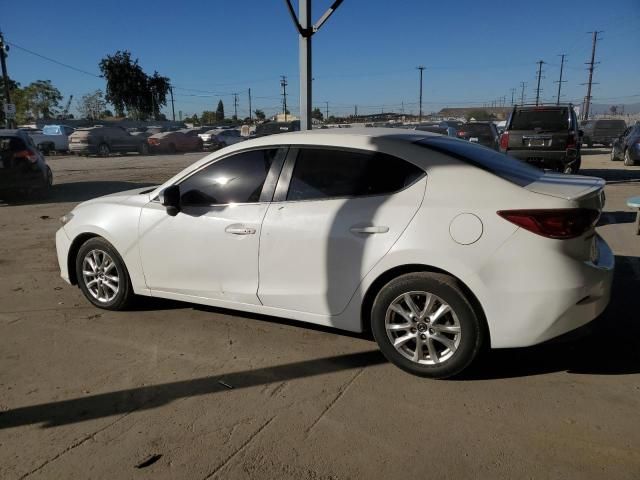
512, 103, 575, 108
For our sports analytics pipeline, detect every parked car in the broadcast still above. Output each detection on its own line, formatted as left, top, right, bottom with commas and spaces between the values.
254, 121, 300, 137
581, 119, 627, 147
27, 125, 75, 154
69, 126, 150, 156
147, 131, 203, 153
0, 129, 53, 198
500, 104, 582, 173
56, 128, 612, 379
611, 123, 640, 165
456, 121, 499, 149
414, 124, 450, 136
199, 129, 246, 150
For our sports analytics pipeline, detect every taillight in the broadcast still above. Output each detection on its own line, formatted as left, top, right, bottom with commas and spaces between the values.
456, 130, 466, 137
15, 149, 39, 163
499, 132, 509, 150
497, 208, 599, 239
148, 138, 159, 145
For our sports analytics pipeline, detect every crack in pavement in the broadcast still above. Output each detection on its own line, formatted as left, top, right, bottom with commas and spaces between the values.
202, 415, 276, 480
305, 368, 364, 438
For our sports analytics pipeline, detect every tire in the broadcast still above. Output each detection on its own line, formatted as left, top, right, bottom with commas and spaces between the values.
139, 142, 150, 155
611, 147, 618, 161
624, 149, 635, 166
97, 143, 110, 157
75, 237, 134, 310
370, 272, 485, 379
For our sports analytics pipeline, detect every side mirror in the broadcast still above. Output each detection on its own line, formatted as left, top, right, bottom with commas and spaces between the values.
161, 185, 181, 216
578, 129, 584, 138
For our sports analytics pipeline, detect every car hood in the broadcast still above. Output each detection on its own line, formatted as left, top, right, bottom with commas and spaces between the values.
75, 186, 157, 210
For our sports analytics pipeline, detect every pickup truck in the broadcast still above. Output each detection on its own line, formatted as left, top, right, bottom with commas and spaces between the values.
28, 125, 75, 154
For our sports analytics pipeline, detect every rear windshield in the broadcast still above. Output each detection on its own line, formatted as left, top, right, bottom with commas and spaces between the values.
417, 137, 543, 187
461, 124, 492, 135
597, 120, 626, 129
510, 108, 568, 131
1, 136, 27, 152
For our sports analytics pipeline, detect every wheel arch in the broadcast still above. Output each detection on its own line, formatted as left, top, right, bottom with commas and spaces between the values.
67, 233, 100, 285
360, 264, 489, 342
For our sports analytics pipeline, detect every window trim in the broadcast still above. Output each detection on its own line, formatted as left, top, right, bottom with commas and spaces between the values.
271, 145, 426, 203
154, 146, 288, 206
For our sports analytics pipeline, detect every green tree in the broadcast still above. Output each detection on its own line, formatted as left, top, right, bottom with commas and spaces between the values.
99, 50, 171, 120
253, 109, 266, 121
0, 77, 20, 125
77, 90, 107, 120
22, 80, 62, 119
201, 111, 216, 124
216, 100, 225, 122
312, 107, 324, 121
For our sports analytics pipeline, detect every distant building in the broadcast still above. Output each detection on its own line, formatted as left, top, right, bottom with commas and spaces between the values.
438, 107, 511, 120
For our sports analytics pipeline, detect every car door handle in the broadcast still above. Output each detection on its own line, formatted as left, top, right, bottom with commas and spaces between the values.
225, 224, 256, 235
350, 226, 389, 234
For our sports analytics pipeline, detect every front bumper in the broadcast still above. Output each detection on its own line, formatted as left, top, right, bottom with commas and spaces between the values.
56, 227, 72, 284
69, 143, 98, 155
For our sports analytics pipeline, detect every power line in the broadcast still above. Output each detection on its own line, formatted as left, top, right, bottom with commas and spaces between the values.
582, 31, 603, 121
280, 75, 288, 121
554, 54, 567, 105
534, 60, 545, 106
6, 40, 101, 78
520, 81, 527, 105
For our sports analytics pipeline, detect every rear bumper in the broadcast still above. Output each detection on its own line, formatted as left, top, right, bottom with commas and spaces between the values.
506, 149, 578, 169
481, 233, 614, 348
69, 143, 98, 154
0, 165, 45, 190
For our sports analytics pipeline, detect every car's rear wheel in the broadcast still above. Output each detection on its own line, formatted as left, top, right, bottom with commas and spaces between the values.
139, 142, 150, 155
75, 237, 134, 310
624, 149, 635, 166
371, 272, 485, 379
611, 147, 618, 161
97, 143, 110, 157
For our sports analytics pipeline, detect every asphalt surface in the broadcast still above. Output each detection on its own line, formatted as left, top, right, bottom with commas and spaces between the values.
1, 149, 639, 479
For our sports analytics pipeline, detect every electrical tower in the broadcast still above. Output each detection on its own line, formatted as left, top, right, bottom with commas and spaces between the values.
233, 93, 239, 120
520, 82, 527, 105
324, 101, 329, 120
417, 66, 425, 122
534, 60, 545, 106
582, 31, 602, 121
555, 54, 567, 105
510, 88, 516, 106
280, 75, 288, 121
248, 88, 252, 122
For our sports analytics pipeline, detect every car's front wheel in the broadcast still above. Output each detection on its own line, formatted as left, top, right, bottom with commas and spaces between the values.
97, 143, 110, 157
139, 142, 150, 155
76, 237, 134, 310
624, 149, 635, 166
371, 272, 485, 378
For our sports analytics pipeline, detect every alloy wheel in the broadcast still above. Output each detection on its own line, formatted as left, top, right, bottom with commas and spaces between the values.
82, 249, 119, 303
385, 291, 462, 365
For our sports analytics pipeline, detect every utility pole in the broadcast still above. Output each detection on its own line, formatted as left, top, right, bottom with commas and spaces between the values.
520, 82, 527, 105
535, 60, 545, 106
417, 66, 425, 123
583, 31, 602, 121
248, 88, 252, 122
233, 93, 239, 120
280, 75, 288, 121
555, 54, 567, 105
285, 0, 344, 130
510, 88, 516, 106
354, 105, 357, 121
169, 86, 175, 122
0, 31, 13, 128
179, 110, 182, 121
324, 100, 329, 120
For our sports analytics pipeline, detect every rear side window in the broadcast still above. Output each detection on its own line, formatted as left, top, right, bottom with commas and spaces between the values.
287, 148, 424, 201
461, 124, 493, 135
510, 108, 568, 131
417, 137, 543, 187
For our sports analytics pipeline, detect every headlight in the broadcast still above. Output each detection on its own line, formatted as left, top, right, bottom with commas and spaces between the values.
60, 212, 74, 225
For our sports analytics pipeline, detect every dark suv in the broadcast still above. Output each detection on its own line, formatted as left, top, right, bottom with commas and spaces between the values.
581, 119, 627, 147
500, 104, 582, 173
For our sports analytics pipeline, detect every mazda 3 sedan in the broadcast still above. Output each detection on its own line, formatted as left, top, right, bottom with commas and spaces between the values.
56, 129, 613, 378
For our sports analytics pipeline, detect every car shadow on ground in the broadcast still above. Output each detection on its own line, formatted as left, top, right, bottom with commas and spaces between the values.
0, 181, 156, 206
461, 255, 640, 380
580, 147, 610, 156
598, 211, 637, 226
581, 167, 640, 184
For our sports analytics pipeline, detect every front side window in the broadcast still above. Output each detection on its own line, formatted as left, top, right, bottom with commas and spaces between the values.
180, 149, 280, 205
286, 148, 424, 201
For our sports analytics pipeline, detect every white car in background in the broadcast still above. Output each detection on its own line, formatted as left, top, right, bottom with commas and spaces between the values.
198, 128, 246, 150
55, 129, 613, 378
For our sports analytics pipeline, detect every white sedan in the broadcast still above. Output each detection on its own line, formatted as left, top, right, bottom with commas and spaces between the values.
55, 129, 613, 378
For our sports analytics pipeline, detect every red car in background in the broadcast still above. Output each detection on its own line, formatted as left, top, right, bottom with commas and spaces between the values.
147, 131, 203, 153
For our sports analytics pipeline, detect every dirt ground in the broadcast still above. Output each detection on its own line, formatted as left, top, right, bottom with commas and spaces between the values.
1, 148, 639, 479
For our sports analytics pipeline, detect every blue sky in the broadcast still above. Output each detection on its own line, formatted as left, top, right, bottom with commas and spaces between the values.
3, 0, 639, 118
